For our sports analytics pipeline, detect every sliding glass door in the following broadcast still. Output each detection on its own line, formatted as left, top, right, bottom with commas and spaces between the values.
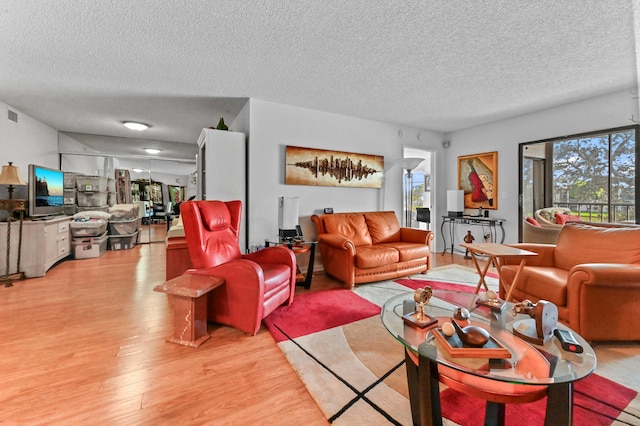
519, 125, 638, 240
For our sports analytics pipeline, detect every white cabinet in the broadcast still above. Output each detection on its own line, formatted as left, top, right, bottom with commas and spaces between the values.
0, 216, 71, 278
196, 128, 247, 252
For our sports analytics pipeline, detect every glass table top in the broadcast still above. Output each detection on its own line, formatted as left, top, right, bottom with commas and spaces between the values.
381, 290, 596, 385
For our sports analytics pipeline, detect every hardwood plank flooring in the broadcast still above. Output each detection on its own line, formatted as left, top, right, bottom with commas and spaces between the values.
0, 245, 574, 425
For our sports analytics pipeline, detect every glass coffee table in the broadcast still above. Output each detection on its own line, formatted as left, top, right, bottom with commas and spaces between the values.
381, 290, 596, 426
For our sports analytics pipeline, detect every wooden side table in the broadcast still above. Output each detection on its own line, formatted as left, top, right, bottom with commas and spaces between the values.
264, 237, 317, 289
154, 274, 224, 348
460, 242, 537, 301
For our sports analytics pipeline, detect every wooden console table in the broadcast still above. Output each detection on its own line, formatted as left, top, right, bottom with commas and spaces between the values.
154, 274, 224, 348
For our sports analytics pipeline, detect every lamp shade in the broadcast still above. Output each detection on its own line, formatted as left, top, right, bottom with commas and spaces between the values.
0, 162, 26, 186
278, 197, 299, 230
447, 190, 464, 217
398, 157, 424, 172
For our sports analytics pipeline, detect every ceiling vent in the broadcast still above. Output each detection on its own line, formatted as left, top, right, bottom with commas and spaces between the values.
7, 109, 18, 123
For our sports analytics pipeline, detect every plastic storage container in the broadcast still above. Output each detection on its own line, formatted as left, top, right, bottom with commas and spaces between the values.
72, 232, 108, 259
76, 176, 108, 192
63, 189, 76, 205
109, 231, 138, 250
64, 173, 78, 189
70, 219, 108, 237
64, 205, 77, 215
76, 206, 109, 213
108, 218, 141, 235
107, 192, 117, 207
77, 191, 108, 207
107, 178, 116, 192
109, 204, 139, 221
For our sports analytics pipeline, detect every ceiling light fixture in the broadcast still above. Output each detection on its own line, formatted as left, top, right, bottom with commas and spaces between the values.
144, 148, 161, 155
123, 121, 149, 131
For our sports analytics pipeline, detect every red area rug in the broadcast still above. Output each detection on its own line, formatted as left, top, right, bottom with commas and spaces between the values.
263, 288, 380, 343
265, 279, 638, 425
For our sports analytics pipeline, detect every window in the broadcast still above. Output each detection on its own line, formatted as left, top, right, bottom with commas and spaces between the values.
519, 125, 638, 238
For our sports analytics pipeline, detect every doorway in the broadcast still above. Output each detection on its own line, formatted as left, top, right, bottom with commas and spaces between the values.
402, 147, 434, 231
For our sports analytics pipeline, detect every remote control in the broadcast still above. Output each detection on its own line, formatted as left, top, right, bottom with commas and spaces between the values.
554, 328, 583, 353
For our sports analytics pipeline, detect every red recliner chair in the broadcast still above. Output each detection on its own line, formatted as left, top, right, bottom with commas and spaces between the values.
180, 200, 296, 335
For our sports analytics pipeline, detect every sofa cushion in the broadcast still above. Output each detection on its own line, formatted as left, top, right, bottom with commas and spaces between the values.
354, 245, 399, 268
322, 213, 373, 246
525, 216, 541, 227
555, 213, 581, 225
364, 211, 401, 244
379, 242, 429, 261
555, 223, 640, 270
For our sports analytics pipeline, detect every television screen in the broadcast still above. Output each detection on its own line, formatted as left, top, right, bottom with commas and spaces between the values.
28, 164, 65, 217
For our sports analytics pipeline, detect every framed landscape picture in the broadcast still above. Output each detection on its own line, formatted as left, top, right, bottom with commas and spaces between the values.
458, 151, 498, 209
285, 145, 384, 188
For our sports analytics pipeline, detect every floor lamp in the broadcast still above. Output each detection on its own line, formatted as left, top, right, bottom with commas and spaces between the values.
0, 162, 27, 287
399, 158, 424, 228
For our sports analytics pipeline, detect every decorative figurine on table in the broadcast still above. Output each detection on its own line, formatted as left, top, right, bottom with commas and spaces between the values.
512, 299, 558, 344
475, 289, 505, 312
463, 231, 475, 259
402, 286, 437, 329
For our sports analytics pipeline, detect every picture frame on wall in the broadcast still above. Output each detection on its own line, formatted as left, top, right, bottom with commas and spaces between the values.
168, 185, 185, 206
458, 151, 498, 210
284, 145, 384, 188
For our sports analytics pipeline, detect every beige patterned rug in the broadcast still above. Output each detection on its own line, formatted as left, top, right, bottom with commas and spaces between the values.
264, 265, 640, 425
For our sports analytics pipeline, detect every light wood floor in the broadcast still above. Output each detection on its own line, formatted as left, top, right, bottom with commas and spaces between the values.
0, 247, 523, 424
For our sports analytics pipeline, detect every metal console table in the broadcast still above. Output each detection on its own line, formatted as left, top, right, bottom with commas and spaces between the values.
441, 216, 506, 255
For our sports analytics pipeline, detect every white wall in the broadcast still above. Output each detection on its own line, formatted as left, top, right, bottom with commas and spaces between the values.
445, 89, 639, 245
245, 99, 445, 251
0, 101, 59, 200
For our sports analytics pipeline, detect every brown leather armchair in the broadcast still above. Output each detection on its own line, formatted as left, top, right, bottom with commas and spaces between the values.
501, 222, 640, 341
180, 200, 296, 335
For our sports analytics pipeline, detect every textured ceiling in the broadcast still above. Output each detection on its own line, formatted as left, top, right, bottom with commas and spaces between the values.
0, 0, 638, 156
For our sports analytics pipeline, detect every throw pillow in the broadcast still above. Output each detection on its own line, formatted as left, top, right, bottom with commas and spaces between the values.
525, 217, 542, 227
555, 213, 581, 225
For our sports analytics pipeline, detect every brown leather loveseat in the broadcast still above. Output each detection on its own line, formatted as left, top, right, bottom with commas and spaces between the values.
501, 222, 640, 342
311, 211, 433, 289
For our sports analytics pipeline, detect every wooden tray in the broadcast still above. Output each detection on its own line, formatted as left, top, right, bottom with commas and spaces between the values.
432, 328, 511, 359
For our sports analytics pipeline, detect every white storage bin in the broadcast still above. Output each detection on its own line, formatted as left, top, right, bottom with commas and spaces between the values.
76, 206, 109, 213
108, 218, 141, 235
70, 219, 108, 237
107, 178, 116, 192
109, 204, 139, 221
72, 232, 108, 259
63, 189, 76, 205
76, 176, 108, 192
63, 173, 78, 189
109, 231, 138, 250
77, 191, 108, 207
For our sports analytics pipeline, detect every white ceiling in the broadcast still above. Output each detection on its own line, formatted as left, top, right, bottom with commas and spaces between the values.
0, 1, 638, 155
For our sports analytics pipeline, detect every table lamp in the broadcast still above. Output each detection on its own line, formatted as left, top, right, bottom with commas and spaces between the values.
278, 196, 299, 240
0, 162, 26, 199
447, 189, 464, 217
399, 158, 424, 227
0, 162, 27, 286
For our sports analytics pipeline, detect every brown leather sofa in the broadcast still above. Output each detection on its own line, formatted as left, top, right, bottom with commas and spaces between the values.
311, 211, 433, 289
501, 222, 640, 341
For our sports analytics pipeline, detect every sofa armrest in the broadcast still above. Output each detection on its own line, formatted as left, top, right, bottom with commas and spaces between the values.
503, 243, 556, 266
317, 233, 356, 254
566, 264, 640, 340
399, 228, 433, 244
